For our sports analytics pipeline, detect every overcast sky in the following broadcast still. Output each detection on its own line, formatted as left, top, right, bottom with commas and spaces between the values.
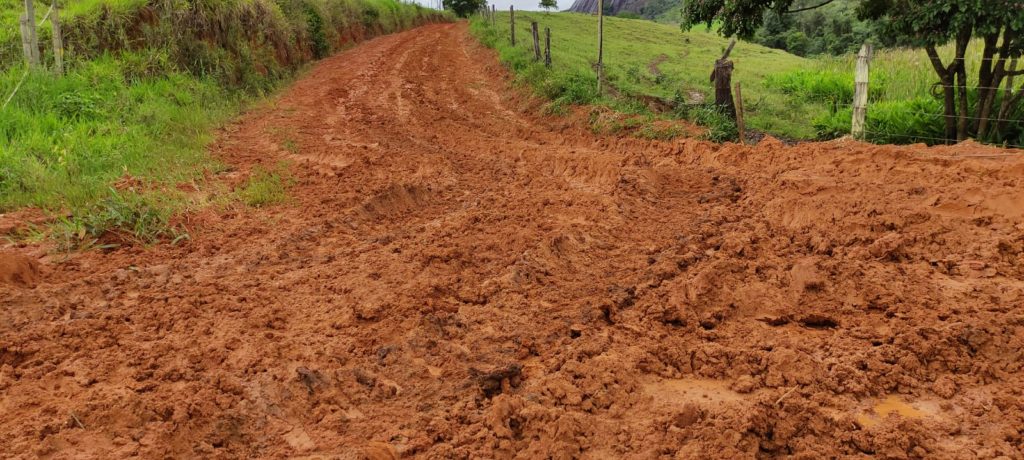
409, 0, 573, 12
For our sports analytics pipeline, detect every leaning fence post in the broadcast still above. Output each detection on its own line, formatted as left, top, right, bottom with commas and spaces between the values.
509, 5, 516, 46
734, 82, 746, 144
51, 0, 63, 75
544, 27, 551, 68
531, 21, 541, 61
851, 43, 872, 140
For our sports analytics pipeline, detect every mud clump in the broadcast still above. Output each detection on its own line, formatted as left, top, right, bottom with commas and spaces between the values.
0, 251, 40, 287
471, 363, 523, 398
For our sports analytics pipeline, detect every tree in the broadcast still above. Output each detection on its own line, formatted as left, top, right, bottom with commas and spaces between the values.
444, 0, 486, 17
681, 0, 1024, 143
785, 30, 810, 55
540, 0, 558, 13
861, 0, 1024, 141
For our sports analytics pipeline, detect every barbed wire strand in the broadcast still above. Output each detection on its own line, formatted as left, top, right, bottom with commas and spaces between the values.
925, 84, 1021, 91
902, 111, 1024, 124
861, 130, 1024, 150
2, 69, 30, 111
38, 4, 54, 26
926, 56, 1024, 62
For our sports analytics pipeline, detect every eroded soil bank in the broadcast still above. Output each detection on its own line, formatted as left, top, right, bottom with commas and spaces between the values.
2, 23, 1023, 458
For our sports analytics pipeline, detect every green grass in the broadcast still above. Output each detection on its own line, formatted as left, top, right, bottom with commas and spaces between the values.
48, 187, 187, 250
476, 12, 821, 139
1, 0, 447, 246
239, 162, 293, 207
0, 56, 237, 210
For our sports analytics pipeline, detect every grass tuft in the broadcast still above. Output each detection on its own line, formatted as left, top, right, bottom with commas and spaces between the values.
238, 162, 293, 208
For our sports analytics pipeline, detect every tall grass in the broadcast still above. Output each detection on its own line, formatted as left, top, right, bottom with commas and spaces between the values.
810, 41, 993, 101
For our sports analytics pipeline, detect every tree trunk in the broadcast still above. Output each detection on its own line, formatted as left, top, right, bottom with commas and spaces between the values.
974, 32, 999, 137
954, 31, 970, 142
926, 46, 957, 143
997, 58, 1020, 134
977, 28, 1019, 141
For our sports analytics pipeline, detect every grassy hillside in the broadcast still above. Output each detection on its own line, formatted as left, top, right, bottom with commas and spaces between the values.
473, 12, 1023, 146
1, 0, 447, 246
479, 12, 821, 139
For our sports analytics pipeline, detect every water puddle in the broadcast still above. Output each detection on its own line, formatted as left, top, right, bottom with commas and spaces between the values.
856, 395, 938, 428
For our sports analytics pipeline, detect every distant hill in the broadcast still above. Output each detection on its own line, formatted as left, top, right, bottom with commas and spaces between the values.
566, 0, 650, 16
564, 0, 686, 23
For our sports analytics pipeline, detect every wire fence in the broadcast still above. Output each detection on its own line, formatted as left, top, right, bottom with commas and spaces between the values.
930, 84, 1020, 91
861, 130, 1024, 150
903, 111, 1023, 125
857, 61, 1024, 151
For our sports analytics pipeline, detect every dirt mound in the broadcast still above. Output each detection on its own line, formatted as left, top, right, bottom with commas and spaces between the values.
0, 23, 1022, 458
0, 251, 40, 287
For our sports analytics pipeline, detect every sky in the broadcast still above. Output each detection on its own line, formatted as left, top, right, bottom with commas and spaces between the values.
409, 0, 572, 12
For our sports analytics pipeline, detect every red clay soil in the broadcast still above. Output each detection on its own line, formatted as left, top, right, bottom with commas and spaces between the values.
2, 23, 1024, 459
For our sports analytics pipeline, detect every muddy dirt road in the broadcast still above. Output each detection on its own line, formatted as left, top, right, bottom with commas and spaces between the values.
3, 23, 1024, 458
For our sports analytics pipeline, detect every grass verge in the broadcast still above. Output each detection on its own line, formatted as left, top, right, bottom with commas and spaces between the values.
1, 0, 448, 247
471, 12, 814, 140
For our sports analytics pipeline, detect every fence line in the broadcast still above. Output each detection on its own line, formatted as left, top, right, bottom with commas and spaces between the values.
903, 111, 1024, 124
2, 69, 30, 111
861, 129, 1024, 150
929, 56, 1024, 62
927, 84, 1021, 91
38, 4, 53, 25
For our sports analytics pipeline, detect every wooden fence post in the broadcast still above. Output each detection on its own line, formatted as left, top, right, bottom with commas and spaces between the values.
851, 43, 872, 140
710, 39, 737, 119
51, 0, 63, 75
491, 4, 495, 27
531, 21, 541, 61
544, 27, 551, 68
24, 0, 40, 67
20, 15, 33, 66
510, 6, 515, 46
597, 0, 604, 94
734, 82, 746, 144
